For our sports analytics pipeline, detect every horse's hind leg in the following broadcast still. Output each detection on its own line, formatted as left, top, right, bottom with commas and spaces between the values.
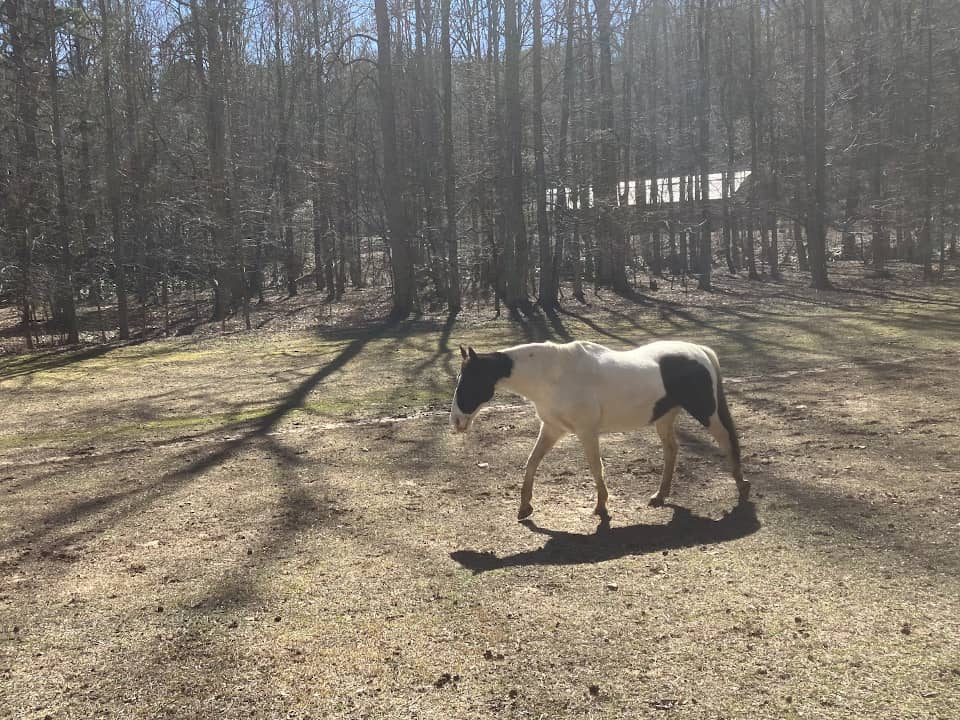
707, 414, 750, 503
650, 409, 680, 507
577, 431, 609, 519
519, 423, 564, 520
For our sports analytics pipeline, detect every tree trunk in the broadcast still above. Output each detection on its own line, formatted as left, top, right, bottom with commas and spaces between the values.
310, 0, 335, 297
501, 0, 527, 310
761, 10, 780, 278
191, 0, 239, 318
697, 0, 712, 290
769, 213, 779, 275
553, 0, 578, 303
71, 0, 98, 292
920, 0, 934, 279
867, 0, 886, 273
744, 216, 757, 278
649, 1, 663, 277
596, 0, 627, 293
47, 0, 79, 343
730, 202, 741, 270
838, 0, 864, 267
440, 0, 460, 312
795, 220, 809, 271
532, 0, 552, 309
8, 0, 40, 348
122, 0, 147, 314
808, 0, 830, 288
721, 20, 736, 275
722, 174, 734, 273
98, 0, 130, 338
375, 0, 417, 316
622, 4, 636, 214
272, 0, 297, 298
622, 0, 638, 251
747, 0, 761, 280
413, 0, 445, 300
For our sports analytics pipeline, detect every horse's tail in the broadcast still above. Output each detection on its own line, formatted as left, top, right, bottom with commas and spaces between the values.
702, 345, 741, 469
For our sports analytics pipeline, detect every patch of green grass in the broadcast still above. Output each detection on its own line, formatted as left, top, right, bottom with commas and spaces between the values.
0, 405, 277, 451
3, 287, 959, 454
0, 381, 452, 451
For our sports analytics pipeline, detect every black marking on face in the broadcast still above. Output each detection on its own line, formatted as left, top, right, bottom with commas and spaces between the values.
455, 351, 513, 415
651, 354, 716, 427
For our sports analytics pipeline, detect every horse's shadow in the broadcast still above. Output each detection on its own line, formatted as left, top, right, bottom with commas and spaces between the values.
450, 502, 759, 574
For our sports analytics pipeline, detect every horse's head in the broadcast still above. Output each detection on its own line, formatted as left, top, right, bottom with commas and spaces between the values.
450, 345, 513, 432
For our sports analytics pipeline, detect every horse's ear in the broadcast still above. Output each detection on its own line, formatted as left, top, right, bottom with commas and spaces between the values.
468, 346, 478, 360
459, 345, 468, 360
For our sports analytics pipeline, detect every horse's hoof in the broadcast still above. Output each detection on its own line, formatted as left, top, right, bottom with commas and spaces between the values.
593, 505, 610, 520
737, 481, 752, 501
648, 494, 666, 508
517, 505, 533, 520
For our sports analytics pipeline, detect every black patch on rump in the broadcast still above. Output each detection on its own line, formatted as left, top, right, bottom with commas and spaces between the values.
651, 354, 717, 427
455, 352, 514, 414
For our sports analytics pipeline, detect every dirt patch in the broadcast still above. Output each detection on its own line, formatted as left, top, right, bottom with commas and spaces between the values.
2, 266, 960, 718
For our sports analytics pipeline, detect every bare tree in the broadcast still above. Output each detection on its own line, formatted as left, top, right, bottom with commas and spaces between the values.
3, 0, 959, 349
554, 0, 580, 304
696, 0, 713, 291
7, 0, 42, 347
375, 0, 417, 316
804, 0, 829, 288
866, 0, 886, 274
745, 0, 760, 279
595, 0, 627, 293
310, 0, 334, 297
501, 0, 527, 310
441, 0, 460, 312
532, 0, 553, 309
920, 0, 934, 279
46, 0, 78, 342
99, 0, 131, 337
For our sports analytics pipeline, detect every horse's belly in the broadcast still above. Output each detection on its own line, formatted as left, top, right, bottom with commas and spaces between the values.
598, 408, 655, 433
594, 373, 663, 432
600, 393, 656, 432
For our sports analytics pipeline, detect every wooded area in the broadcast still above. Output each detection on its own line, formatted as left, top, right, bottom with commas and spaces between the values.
2, 0, 959, 340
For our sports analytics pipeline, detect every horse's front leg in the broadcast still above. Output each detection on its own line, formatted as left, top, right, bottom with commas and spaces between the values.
577, 431, 609, 519
518, 423, 564, 520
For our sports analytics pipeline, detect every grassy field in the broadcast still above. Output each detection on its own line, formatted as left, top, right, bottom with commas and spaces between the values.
2, 265, 959, 719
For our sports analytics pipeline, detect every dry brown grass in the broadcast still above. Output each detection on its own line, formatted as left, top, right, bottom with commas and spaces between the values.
2, 264, 959, 719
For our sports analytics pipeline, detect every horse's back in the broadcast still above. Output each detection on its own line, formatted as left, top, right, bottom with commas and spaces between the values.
567, 340, 614, 359
624, 339, 711, 362
560, 339, 714, 377
580, 340, 716, 433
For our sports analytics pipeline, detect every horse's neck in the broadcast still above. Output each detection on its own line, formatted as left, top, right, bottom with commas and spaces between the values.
499, 343, 563, 404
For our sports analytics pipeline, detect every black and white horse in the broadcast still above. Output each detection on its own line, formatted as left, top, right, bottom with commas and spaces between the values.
450, 340, 747, 519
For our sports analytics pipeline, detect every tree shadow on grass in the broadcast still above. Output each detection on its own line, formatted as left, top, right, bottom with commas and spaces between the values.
510, 305, 574, 343
542, 305, 574, 342
558, 306, 637, 346
411, 310, 459, 377
0, 338, 152, 380
175, 316, 402, 479
0, 317, 401, 554
450, 502, 759, 574
182, 434, 335, 613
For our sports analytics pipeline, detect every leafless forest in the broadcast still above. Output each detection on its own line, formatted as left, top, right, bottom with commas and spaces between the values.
2, 0, 959, 342
5, 4, 960, 716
